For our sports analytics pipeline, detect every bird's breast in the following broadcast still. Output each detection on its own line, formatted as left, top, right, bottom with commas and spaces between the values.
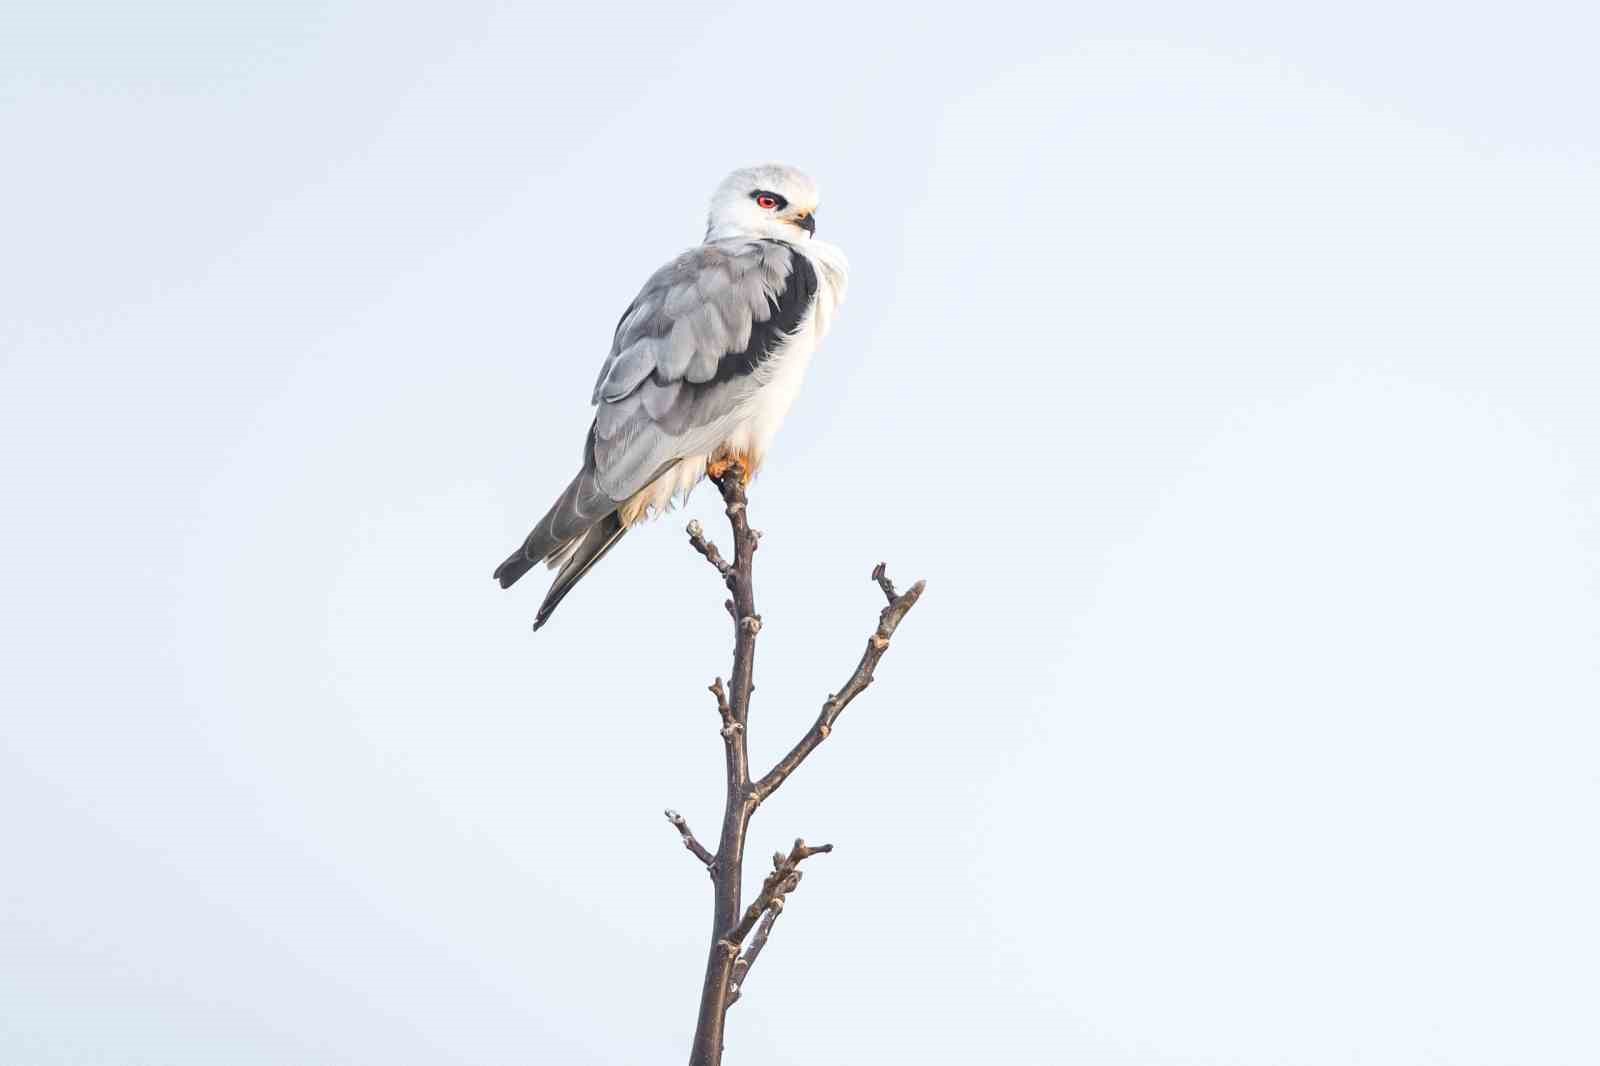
703, 240, 845, 478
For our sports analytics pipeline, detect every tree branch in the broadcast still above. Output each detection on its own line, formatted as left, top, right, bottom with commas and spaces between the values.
707, 678, 738, 739
686, 519, 732, 579
686, 467, 761, 1066
724, 838, 832, 946
664, 809, 715, 870
678, 466, 926, 1066
751, 569, 926, 804
727, 840, 831, 1006
727, 907, 777, 1008
871, 561, 899, 603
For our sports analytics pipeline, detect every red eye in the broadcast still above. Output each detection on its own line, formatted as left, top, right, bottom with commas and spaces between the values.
756, 194, 778, 210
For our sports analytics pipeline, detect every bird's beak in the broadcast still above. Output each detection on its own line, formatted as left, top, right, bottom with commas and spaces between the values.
796, 212, 816, 237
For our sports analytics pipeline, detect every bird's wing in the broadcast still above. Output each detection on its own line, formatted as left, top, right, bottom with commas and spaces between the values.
503, 239, 817, 577
586, 237, 818, 500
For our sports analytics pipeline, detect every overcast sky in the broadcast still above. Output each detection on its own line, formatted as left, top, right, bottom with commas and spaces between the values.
4, 2, 1599, 1063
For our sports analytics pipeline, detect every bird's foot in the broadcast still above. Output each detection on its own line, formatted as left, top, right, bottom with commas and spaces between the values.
706, 454, 755, 486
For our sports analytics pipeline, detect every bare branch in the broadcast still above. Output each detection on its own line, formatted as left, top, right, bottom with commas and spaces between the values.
686, 520, 732, 579
707, 678, 739, 739
709, 466, 761, 734
726, 839, 830, 1006
751, 570, 926, 803
688, 464, 763, 1066
664, 809, 716, 869
680, 466, 927, 1066
727, 906, 778, 1007
871, 561, 898, 603
725, 839, 832, 947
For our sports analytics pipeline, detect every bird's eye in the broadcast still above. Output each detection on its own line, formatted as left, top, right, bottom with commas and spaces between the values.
755, 194, 779, 210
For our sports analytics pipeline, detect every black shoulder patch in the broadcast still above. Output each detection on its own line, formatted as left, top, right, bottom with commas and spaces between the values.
708, 245, 818, 385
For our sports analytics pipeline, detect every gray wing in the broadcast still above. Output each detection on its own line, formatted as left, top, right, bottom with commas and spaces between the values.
500, 238, 818, 579
586, 237, 818, 500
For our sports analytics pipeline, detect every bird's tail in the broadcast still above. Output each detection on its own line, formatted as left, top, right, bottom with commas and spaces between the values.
493, 457, 628, 630
492, 547, 539, 590
529, 513, 627, 630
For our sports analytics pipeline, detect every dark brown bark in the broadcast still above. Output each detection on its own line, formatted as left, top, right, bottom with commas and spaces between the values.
672, 468, 925, 1066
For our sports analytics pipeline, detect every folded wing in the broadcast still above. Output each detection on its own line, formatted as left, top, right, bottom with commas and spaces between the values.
495, 238, 818, 627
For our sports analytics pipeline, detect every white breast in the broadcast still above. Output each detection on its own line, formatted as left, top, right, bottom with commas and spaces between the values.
726, 322, 819, 463
725, 239, 847, 467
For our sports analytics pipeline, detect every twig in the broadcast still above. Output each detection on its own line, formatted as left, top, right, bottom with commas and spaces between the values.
727, 840, 830, 1006
725, 838, 832, 946
686, 520, 732, 579
727, 907, 777, 1007
871, 561, 898, 603
664, 809, 715, 869
751, 569, 925, 803
707, 678, 738, 739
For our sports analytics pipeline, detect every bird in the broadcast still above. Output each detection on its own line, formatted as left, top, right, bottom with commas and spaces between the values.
494, 164, 849, 630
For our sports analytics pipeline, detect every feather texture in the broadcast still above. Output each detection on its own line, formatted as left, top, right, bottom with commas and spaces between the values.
497, 206, 848, 629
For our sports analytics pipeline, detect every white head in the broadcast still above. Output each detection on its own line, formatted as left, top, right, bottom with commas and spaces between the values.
705, 164, 821, 243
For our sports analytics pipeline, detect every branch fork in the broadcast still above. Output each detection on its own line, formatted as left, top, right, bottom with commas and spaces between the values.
726, 839, 833, 1006
670, 463, 925, 1066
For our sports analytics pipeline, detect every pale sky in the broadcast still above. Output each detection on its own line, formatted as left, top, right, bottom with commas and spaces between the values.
4, 2, 1598, 1063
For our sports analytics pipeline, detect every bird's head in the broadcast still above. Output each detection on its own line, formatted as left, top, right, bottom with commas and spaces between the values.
705, 164, 820, 243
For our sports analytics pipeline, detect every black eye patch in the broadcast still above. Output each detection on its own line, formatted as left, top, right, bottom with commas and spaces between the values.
750, 189, 789, 210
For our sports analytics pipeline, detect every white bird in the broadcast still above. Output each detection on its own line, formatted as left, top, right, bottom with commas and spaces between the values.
494, 164, 849, 629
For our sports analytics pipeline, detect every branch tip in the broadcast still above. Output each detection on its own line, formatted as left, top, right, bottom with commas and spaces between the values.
687, 519, 732, 577
871, 562, 897, 603
749, 562, 925, 803
665, 808, 715, 868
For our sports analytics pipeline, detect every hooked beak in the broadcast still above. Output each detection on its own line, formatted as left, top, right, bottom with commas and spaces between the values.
795, 212, 816, 237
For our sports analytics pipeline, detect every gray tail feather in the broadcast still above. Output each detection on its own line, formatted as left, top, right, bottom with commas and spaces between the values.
494, 440, 660, 628
493, 547, 539, 590
531, 514, 627, 631
493, 457, 612, 591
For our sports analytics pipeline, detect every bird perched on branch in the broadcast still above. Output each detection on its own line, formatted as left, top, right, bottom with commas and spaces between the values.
494, 164, 849, 629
